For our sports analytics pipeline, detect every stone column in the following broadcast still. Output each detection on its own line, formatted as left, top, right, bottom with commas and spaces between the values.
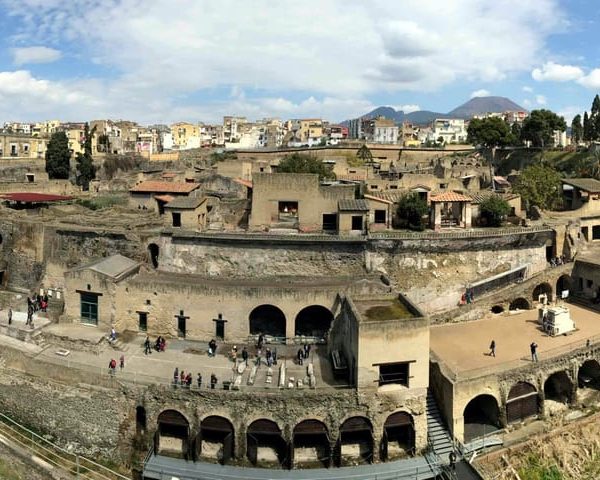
464, 203, 472, 228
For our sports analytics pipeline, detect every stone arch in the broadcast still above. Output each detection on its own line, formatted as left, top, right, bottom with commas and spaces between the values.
246, 419, 286, 468
556, 274, 572, 297
136, 405, 147, 436
490, 305, 504, 314
197, 415, 235, 465
506, 382, 539, 423
294, 305, 334, 340
148, 243, 159, 269
509, 297, 531, 311
532, 282, 553, 303
381, 411, 414, 461
249, 305, 286, 339
292, 419, 331, 469
463, 395, 501, 442
156, 409, 190, 459
337, 416, 373, 466
544, 371, 573, 404
578, 359, 600, 389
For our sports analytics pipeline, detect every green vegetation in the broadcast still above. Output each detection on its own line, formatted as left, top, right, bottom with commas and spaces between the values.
277, 152, 336, 180
75, 123, 97, 191
45, 131, 71, 180
572, 114, 583, 144
356, 144, 373, 164
364, 301, 412, 321
520, 109, 567, 148
467, 117, 515, 148
513, 163, 562, 210
102, 153, 143, 180
76, 195, 127, 210
209, 150, 237, 163
479, 195, 511, 227
345, 153, 364, 167
396, 192, 429, 231
518, 454, 562, 480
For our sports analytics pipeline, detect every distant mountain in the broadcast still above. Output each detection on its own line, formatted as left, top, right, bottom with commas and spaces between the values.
346, 96, 526, 126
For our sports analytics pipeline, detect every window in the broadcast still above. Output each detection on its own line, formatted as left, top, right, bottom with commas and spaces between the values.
138, 312, 148, 331
439, 183, 448, 189
172, 212, 181, 227
587, 279, 594, 288
374, 209, 386, 224
378, 362, 410, 387
80, 293, 99, 325
370, 185, 379, 190
593, 225, 600, 240
351, 215, 363, 230
322, 213, 337, 231
390, 185, 398, 189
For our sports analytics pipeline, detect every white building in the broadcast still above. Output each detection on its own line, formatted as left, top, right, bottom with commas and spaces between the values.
552, 130, 569, 148
430, 119, 467, 144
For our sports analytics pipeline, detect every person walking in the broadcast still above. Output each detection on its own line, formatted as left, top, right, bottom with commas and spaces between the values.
119, 355, 125, 370
144, 335, 152, 355
530, 342, 538, 362
108, 359, 116, 376
241, 347, 249, 366
7, 307, 12, 326
449, 451, 456, 470
173, 367, 179, 386
489, 340, 496, 357
180, 370, 185, 385
197, 373, 202, 389
297, 348, 304, 366
210, 373, 217, 390
266, 348, 273, 367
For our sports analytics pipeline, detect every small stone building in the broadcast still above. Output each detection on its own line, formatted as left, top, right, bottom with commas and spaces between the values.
129, 181, 200, 213
429, 191, 472, 230
163, 196, 209, 230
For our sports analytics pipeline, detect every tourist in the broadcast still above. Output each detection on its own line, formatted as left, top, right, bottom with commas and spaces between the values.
304, 344, 311, 360
272, 348, 277, 365
120, 355, 125, 370
144, 336, 152, 355
257, 333, 264, 351
108, 358, 116, 375
159, 337, 166, 352
185, 373, 192, 388
489, 340, 496, 357
530, 342, 538, 362
230, 345, 238, 362
40, 297, 47, 312
197, 373, 202, 389
26, 305, 33, 326
208, 339, 217, 357
155, 336, 162, 351
173, 367, 179, 386
7, 307, 11, 325
266, 348, 272, 367
242, 346, 249, 366
110, 327, 116, 343
210, 373, 217, 389
459, 292, 466, 305
180, 370, 185, 384
297, 348, 304, 366
449, 451, 456, 470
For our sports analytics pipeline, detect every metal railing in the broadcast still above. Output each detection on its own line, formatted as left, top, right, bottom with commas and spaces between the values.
0, 411, 129, 480
369, 225, 552, 240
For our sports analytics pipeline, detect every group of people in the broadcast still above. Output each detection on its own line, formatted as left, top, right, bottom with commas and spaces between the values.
459, 289, 475, 306
296, 343, 311, 365
549, 255, 567, 268
108, 355, 125, 375
172, 367, 219, 389
487, 340, 538, 362
143, 335, 167, 354
26, 293, 48, 327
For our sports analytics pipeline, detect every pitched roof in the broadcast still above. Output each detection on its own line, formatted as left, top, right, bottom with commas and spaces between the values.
165, 196, 207, 209
338, 199, 369, 211
469, 191, 520, 204
154, 194, 175, 203
71, 254, 141, 282
364, 194, 393, 205
233, 178, 253, 189
430, 191, 472, 202
129, 181, 199, 194
561, 178, 600, 193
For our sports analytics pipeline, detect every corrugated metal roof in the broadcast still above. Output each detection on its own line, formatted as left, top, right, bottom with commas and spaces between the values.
561, 178, 600, 193
130, 181, 199, 193
338, 199, 369, 211
430, 191, 472, 202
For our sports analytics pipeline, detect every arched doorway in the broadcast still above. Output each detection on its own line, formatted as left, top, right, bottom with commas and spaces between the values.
246, 419, 286, 468
148, 243, 159, 269
509, 298, 531, 311
337, 416, 373, 466
294, 305, 334, 340
578, 360, 600, 389
381, 411, 414, 461
292, 420, 330, 469
136, 406, 147, 436
532, 283, 553, 303
196, 416, 234, 465
556, 275, 572, 298
506, 382, 538, 423
463, 395, 500, 442
544, 371, 573, 404
249, 305, 286, 339
490, 305, 504, 314
156, 410, 189, 459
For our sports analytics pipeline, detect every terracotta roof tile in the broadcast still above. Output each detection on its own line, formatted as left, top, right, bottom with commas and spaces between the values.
430, 191, 472, 202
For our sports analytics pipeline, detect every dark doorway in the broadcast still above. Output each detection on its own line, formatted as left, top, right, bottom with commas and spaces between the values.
532, 283, 553, 303
175, 310, 188, 338
351, 215, 363, 231
381, 412, 414, 461
157, 410, 189, 459
556, 275, 571, 297
292, 420, 331, 469
544, 371, 573, 404
593, 225, 600, 240
197, 416, 234, 465
322, 213, 338, 231
172, 212, 181, 227
578, 360, 600, 389
546, 245, 554, 261
490, 305, 504, 314
374, 210, 386, 224
136, 406, 147, 435
509, 298, 530, 311
337, 417, 373, 466
215, 319, 225, 340
294, 305, 333, 340
0, 271, 4, 287
506, 382, 538, 423
249, 305, 286, 339
138, 312, 148, 332
463, 395, 500, 442
246, 419, 286, 468
148, 243, 159, 269
582, 226, 589, 241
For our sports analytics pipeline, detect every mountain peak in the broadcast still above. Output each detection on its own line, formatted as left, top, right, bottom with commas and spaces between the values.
447, 96, 526, 118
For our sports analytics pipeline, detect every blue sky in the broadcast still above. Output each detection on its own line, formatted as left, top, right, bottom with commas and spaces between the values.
0, 0, 599, 124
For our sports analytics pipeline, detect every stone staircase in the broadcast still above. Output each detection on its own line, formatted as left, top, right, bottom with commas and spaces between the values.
427, 391, 454, 460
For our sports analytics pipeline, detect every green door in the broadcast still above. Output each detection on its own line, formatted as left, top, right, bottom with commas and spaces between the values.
80, 293, 99, 326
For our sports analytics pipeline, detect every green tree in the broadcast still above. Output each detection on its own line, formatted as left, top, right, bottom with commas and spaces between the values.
571, 114, 583, 145
479, 195, 511, 227
591, 94, 600, 140
467, 117, 513, 148
45, 131, 71, 179
583, 111, 592, 141
396, 192, 429, 231
520, 109, 567, 148
513, 163, 562, 210
75, 123, 97, 191
356, 144, 373, 164
277, 153, 336, 180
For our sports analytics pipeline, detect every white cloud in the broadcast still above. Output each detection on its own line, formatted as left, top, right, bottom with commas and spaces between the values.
531, 61, 584, 82
0, 0, 566, 121
394, 104, 421, 113
522, 86, 533, 92
11, 46, 61, 65
557, 106, 583, 124
470, 89, 491, 98
578, 69, 600, 89
535, 94, 547, 105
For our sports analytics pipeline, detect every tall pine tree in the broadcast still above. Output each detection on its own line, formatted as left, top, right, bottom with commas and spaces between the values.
593, 94, 600, 140
571, 114, 583, 144
45, 131, 71, 179
75, 123, 97, 191
584, 111, 592, 141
